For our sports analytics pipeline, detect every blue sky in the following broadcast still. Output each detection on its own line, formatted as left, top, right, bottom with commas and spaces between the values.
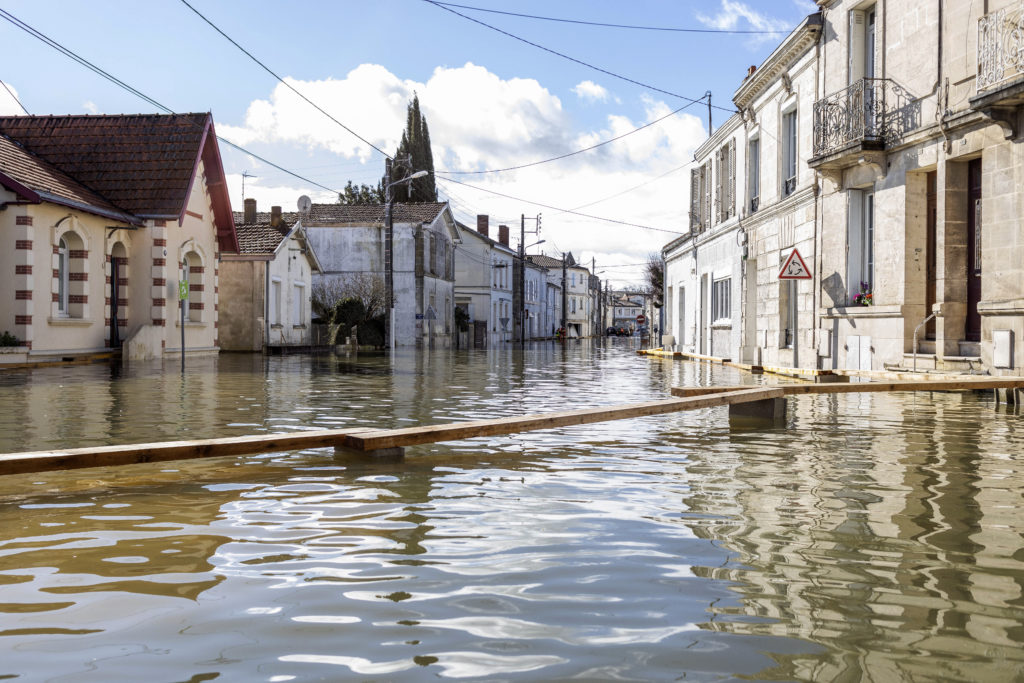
1, 0, 816, 287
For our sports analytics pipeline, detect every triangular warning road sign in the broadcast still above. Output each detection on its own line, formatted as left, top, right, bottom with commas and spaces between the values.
778, 248, 812, 280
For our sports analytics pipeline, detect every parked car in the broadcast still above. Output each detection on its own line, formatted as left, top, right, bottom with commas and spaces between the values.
617, 327, 631, 337
606, 326, 617, 336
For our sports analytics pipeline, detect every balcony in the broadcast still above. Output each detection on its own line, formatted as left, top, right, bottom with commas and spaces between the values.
809, 78, 918, 173
970, 3, 1024, 138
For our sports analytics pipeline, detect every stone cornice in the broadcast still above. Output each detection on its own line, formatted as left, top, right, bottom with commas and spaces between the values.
733, 13, 822, 111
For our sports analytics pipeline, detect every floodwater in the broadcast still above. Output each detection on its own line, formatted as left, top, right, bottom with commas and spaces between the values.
1, 340, 1023, 681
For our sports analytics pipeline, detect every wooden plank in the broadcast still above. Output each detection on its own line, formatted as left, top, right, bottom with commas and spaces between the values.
342, 387, 784, 451
671, 377, 1024, 398
0, 428, 376, 476
0, 389, 783, 475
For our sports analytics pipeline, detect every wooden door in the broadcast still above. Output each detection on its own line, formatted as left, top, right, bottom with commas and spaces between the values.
966, 159, 982, 343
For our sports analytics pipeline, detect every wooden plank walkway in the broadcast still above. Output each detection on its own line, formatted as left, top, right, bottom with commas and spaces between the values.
672, 377, 1024, 398
0, 387, 783, 477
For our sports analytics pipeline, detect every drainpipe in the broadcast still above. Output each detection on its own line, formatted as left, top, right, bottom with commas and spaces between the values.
265, 260, 270, 352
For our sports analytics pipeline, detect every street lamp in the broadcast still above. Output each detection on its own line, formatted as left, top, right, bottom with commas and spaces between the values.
384, 159, 429, 353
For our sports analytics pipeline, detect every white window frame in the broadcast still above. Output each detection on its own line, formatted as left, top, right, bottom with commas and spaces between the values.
847, 189, 875, 302
781, 108, 798, 197
711, 277, 731, 323
270, 277, 282, 326
57, 236, 69, 316
292, 282, 305, 327
748, 135, 760, 213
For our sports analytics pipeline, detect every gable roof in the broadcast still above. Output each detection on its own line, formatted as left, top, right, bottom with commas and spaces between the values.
0, 133, 140, 224
0, 113, 237, 251
455, 220, 516, 255
526, 254, 563, 269
301, 202, 449, 225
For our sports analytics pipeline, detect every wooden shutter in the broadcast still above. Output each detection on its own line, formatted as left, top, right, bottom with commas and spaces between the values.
690, 168, 701, 231
728, 139, 736, 218
703, 161, 712, 230
714, 149, 722, 223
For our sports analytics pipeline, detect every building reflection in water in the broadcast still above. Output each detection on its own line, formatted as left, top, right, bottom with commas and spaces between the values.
679, 389, 1024, 680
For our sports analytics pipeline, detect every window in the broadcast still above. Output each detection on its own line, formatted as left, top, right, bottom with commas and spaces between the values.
57, 236, 69, 315
847, 189, 875, 302
715, 139, 736, 222
292, 283, 305, 326
271, 278, 282, 325
572, 297, 576, 314
689, 160, 712, 232
748, 136, 760, 213
711, 278, 731, 322
782, 109, 797, 197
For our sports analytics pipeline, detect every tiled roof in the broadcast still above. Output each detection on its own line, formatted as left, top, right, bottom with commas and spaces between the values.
301, 202, 448, 224
526, 254, 563, 269
0, 133, 137, 223
231, 210, 295, 255
0, 113, 210, 218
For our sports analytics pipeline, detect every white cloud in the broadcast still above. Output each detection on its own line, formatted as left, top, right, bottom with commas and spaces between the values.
0, 82, 26, 115
572, 80, 609, 102
83, 101, 100, 114
695, 0, 791, 37
223, 63, 706, 285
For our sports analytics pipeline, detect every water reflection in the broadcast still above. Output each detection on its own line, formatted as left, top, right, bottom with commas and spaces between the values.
0, 341, 1022, 680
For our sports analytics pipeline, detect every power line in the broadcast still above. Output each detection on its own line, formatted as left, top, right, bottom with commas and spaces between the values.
0, 78, 29, 115
562, 161, 691, 214
436, 176, 684, 235
0, 7, 342, 195
436, 98, 701, 175
178, 0, 391, 160
432, 2, 790, 34
423, 0, 736, 113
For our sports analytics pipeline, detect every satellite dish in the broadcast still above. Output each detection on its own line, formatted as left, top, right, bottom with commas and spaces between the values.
297, 195, 312, 214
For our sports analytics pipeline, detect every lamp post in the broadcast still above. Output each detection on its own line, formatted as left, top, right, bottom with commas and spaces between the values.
384, 158, 428, 353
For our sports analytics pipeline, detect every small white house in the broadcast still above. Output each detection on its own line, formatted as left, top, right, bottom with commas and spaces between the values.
221, 200, 322, 351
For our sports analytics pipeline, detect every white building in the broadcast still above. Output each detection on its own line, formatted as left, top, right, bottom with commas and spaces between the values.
453, 215, 516, 347
221, 200, 322, 351
305, 202, 459, 348
664, 12, 821, 365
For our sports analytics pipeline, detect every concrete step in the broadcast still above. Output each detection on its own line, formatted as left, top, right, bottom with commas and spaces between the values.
902, 352, 936, 370
959, 341, 981, 357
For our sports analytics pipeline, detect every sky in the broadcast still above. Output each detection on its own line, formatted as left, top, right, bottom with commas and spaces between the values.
0, 0, 817, 289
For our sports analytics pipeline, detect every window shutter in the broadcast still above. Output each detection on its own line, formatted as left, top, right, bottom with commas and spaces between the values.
714, 149, 722, 223
728, 139, 736, 218
703, 161, 712, 230
690, 168, 701, 231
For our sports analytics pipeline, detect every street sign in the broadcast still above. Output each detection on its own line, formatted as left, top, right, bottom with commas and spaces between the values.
178, 280, 189, 300
636, 314, 646, 324
778, 248, 812, 280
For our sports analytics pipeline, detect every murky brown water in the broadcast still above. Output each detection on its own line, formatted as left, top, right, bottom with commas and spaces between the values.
1, 340, 1022, 681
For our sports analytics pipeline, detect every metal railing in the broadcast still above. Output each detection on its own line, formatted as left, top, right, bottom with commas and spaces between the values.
978, 3, 1024, 91
812, 78, 918, 158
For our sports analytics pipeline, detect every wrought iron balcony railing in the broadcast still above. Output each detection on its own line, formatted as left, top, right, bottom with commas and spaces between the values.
978, 3, 1024, 92
812, 78, 918, 160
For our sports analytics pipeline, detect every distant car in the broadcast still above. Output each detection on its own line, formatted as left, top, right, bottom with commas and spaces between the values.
606, 326, 617, 336
617, 327, 631, 337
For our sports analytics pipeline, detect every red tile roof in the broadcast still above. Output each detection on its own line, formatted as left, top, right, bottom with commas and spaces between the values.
0, 134, 138, 224
0, 113, 238, 252
301, 202, 449, 224
231, 211, 295, 255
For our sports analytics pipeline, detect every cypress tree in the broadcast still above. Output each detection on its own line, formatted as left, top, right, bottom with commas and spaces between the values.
394, 93, 437, 202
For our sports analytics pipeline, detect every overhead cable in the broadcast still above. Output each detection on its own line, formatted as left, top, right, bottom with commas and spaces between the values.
436, 176, 684, 235
0, 78, 30, 115
432, 2, 790, 34
179, 0, 391, 159
422, 0, 736, 112
0, 8, 342, 195
436, 98, 701, 175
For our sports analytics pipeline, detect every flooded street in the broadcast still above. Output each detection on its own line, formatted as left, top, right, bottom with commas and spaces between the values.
1, 340, 1023, 681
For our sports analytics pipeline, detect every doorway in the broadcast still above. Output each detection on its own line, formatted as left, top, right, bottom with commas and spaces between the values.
966, 159, 982, 343
926, 171, 937, 340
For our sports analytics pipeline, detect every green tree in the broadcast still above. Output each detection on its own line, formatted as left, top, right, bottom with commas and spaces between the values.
393, 93, 437, 202
337, 180, 383, 205
646, 252, 664, 308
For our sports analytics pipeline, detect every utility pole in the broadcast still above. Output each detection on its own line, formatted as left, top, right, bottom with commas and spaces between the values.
707, 90, 713, 135
561, 253, 567, 335
515, 214, 525, 347
591, 256, 596, 338
384, 157, 394, 352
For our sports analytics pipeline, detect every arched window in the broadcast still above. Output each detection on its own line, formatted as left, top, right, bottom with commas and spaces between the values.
57, 236, 69, 315
182, 251, 203, 322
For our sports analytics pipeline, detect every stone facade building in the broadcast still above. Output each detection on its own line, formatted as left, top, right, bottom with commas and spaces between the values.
305, 202, 458, 348
813, 0, 1024, 374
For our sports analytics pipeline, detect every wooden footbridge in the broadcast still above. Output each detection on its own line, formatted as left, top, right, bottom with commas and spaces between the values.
1, 378, 1022, 478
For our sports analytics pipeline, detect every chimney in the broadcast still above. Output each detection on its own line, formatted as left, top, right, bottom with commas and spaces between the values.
747, 65, 757, 78
476, 214, 489, 238
244, 197, 256, 224
270, 205, 282, 229
498, 224, 509, 247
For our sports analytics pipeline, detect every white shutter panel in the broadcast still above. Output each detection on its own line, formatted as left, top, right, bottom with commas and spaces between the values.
690, 168, 701, 232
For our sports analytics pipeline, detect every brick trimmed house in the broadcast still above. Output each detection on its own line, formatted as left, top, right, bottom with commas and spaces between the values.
0, 113, 237, 362
220, 199, 322, 352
